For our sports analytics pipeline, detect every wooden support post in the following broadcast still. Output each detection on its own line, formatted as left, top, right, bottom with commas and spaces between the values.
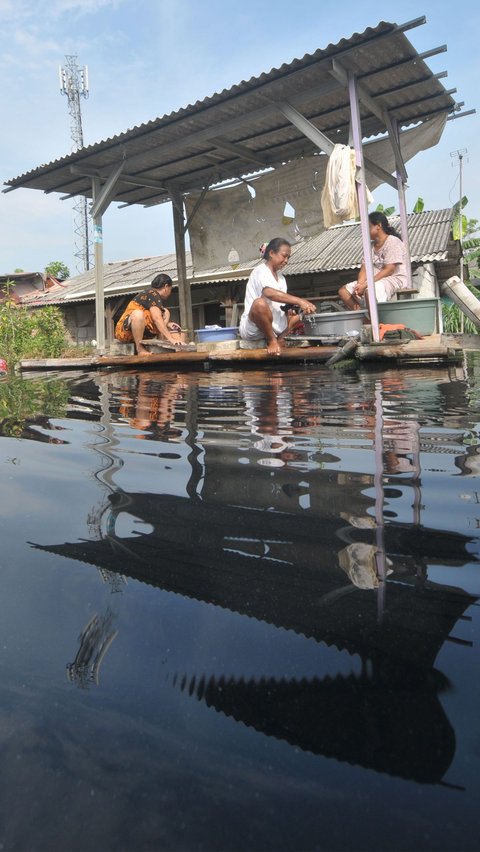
171, 189, 193, 340
105, 301, 114, 346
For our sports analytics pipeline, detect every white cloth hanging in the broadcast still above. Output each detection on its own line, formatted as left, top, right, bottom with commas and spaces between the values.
321, 144, 373, 227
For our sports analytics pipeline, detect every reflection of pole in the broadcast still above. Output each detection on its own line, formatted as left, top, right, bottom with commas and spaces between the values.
411, 426, 422, 528
67, 607, 118, 688
87, 379, 127, 592
374, 382, 386, 621
184, 382, 204, 499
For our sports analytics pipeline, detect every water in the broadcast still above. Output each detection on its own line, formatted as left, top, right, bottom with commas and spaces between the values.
1, 356, 480, 851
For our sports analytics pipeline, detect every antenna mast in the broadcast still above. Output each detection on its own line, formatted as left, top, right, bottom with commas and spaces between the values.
450, 147, 468, 283
59, 56, 91, 272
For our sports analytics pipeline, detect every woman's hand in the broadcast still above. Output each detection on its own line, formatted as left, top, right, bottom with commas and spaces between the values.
354, 281, 367, 299
297, 299, 317, 315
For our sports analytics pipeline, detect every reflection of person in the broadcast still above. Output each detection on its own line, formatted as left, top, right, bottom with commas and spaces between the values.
239, 238, 316, 356
119, 374, 185, 437
242, 373, 307, 468
115, 273, 184, 356
338, 212, 408, 312
338, 542, 393, 589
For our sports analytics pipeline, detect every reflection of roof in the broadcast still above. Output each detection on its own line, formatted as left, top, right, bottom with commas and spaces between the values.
20, 210, 458, 306
5, 21, 461, 205
30, 491, 477, 670
172, 671, 455, 783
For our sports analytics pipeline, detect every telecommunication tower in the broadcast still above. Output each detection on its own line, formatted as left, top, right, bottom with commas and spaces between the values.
59, 56, 91, 272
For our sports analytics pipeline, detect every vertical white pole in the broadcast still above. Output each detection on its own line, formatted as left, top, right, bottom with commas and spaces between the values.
347, 72, 380, 341
459, 154, 464, 332
392, 119, 413, 289
459, 152, 464, 284
92, 177, 105, 353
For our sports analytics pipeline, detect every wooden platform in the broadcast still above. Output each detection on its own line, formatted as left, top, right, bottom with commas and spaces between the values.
18, 334, 467, 373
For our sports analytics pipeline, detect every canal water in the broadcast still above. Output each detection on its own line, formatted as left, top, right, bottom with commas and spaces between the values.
0, 355, 479, 851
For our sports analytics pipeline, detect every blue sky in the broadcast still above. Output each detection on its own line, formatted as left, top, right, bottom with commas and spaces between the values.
0, 0, 478, 276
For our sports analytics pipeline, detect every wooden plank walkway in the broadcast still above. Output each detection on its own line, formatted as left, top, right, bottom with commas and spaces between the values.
19, 345, 340, 371
18, 334, 466, 372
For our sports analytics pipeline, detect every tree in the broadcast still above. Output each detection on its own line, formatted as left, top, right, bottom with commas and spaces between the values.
451, 197, 480, 281
45, 261, 70, 281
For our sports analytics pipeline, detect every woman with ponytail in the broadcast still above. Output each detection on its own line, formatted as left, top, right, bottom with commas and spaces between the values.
338, 212, 408, 311
239, 238, 316, 356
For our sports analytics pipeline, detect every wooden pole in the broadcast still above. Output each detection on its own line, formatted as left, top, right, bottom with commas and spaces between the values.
171, 189, 193, 340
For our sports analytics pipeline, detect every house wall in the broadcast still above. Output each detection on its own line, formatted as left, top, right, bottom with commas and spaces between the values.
56, 262, 446, 345
62, 303, 96, 345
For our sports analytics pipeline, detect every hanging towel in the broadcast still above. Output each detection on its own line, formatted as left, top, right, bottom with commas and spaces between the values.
321, 144, 373, 227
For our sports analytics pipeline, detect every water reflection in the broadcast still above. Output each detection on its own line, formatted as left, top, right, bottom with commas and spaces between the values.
23, 364, 479, 794
0, 374, 69, 438
67, 606, 119, 688
172, 668, 456, 785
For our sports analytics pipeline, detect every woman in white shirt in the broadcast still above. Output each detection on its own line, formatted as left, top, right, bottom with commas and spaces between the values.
338, 212, 408, 311
239, 237, 316, 355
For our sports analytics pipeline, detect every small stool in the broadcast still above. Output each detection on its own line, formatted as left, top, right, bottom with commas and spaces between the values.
396, 289, 419, 301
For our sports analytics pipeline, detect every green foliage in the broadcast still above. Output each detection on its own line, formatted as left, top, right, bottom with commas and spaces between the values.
442, 284, 480, 335
0, 287, 69, 367
375, 203, 396, 216
374, 197, 425, 217
0, 375, 69, 437
45, 260, 70, 281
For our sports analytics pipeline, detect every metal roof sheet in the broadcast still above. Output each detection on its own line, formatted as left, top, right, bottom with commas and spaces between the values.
287, 208, 456, 273
20, 209, 457, 306
4, 19, 462, 207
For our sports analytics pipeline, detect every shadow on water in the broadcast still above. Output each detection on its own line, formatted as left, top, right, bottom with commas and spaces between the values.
1, 359, 480, 849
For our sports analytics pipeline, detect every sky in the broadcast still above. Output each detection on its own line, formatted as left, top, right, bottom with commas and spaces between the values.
0, 0, 479, 277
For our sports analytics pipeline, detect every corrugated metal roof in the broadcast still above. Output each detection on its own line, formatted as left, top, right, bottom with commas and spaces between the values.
287, 208, 456, 273
20, 209, 457, 306
3, 19, 462, 206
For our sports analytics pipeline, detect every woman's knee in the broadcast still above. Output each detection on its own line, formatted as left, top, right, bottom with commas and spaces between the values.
250, 297, 271, 320
130, 308, 145, 322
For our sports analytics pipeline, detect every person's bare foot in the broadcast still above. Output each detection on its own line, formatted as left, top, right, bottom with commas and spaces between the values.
136, 346, 153, 356
266, 339, 281, 356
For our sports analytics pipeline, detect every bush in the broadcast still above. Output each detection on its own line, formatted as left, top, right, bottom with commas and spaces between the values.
0, 291, 69, 367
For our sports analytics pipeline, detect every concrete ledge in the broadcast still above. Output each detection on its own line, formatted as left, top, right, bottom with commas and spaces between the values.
109, 342, 135, 355
196, 339, 240, 353
239, 338, 267, 349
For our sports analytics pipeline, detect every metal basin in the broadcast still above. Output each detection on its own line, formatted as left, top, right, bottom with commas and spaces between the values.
303, 310, 367, 336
